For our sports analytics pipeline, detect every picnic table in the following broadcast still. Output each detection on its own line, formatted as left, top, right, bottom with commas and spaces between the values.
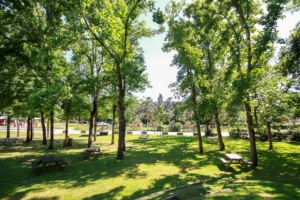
207, 137, 218, 145
31, 155, 67, 176
219, 153, 253, 169
80, 146, 104, 159
2, 138, 22, 146
139, 132, 150, 140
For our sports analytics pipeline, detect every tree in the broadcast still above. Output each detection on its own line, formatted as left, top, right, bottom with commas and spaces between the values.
75, 0, 153, 159
220, 0, 289, 166
278, 22, 300, 88
163, 0, 205, 153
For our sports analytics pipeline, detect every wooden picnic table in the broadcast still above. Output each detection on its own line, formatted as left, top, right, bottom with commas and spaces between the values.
139, 132, 150, 140
80, 146, 104, 159
2, 138, 22, 146
219, 153, 252, 169
31, 155, 67, 176
207, 137, 218, 145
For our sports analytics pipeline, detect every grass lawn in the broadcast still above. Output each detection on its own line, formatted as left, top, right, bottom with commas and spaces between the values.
0, 131, 300, 199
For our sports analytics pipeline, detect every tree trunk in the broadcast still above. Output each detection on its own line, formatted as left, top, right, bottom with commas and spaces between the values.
48, 110, 54, 149
195, 121, 203, 153
41, 111, 47, 145
245, 102, 258, 166
17, 119, 20, 138
26, 117, 31, 143
205, 121, 210, 135
267, 122, 273, 150
6, 115, 11, 138
47, 119, 50, 138
122, 119, 126, 151
117, 88, 126, 160
65, 116, 69, 140
111, 104, 117, 145
215, 112, 225, 150
189, 66, 203, 154
93, 109, 97, 142
88, 100, 97, 148
30, 118, 34, 141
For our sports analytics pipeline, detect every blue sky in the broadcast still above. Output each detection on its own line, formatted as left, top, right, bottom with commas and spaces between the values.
135, 1, 300, 101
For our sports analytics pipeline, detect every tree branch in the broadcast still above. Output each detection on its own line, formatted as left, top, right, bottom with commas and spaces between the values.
80, 6, 119, 65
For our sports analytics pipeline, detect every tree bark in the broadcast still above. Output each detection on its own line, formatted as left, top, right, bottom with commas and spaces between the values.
117, 88, 126, 159
47, 119, 50, 138
215, 112, 225, 150
30, 118, 34, 141
26, 117, 31, 143
6, 115, 11, 138
111, 104, 117, 145
48, 110, 54, 149
17, 119, 20, 138
65, 116, 69, 140
192, 84, 203, 154
245, 102, 258, 166
41, 111, 47, 145
267, 122, 273, 150
88, 100, 97, 148
93, 109, 97, 142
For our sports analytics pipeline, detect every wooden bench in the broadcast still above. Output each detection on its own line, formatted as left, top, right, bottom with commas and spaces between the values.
98, 131, 108, 135
139, 134, 150, 140
80, 149, 104, 159
94, 150, 105, 159
58, 160, 68, 165
219, 157, 229, 164
242, 159, 253, 166
31, 161, 39, 170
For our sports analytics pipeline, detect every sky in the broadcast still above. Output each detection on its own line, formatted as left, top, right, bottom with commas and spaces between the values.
134, 1, 300, 101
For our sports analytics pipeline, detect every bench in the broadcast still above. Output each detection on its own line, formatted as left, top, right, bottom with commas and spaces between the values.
94, 150, 105, 159
219, 157, 229, 164
58, 160, 68, 165
80, 149, 104, 159
98, 131, 108, 136
31, 161, 39, 170
139, 134, 150, 140
242, 159, 253, 166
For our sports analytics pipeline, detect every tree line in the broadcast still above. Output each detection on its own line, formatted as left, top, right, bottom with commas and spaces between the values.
1, 0, 300, 164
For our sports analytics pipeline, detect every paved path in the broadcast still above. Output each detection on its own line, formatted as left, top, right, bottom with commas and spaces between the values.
0, 127, 230, 137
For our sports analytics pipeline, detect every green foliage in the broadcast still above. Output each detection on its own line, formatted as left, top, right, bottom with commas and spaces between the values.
153, 105, 168, 125
171, 122, 182, 132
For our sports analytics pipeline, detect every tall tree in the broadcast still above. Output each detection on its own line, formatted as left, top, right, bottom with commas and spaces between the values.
73, 0, 153, 159
220, 0, 289, 166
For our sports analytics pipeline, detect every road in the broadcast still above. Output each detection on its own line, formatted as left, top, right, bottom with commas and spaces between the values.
0, 126, 230, 136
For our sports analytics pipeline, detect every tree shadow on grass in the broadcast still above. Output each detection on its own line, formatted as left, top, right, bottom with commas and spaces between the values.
1, 135, 300, 199
83, 186, 125, 200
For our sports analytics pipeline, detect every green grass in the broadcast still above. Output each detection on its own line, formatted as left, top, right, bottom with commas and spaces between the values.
0, 131, 300, 199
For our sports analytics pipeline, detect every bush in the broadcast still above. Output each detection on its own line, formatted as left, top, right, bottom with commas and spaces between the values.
170, 122, 182, 132
256, 130, 268, 141
157, 125, 164, 131
229, 129, 248, 138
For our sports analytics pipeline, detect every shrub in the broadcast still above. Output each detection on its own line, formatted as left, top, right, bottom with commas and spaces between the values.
157, 125, 164, 131
256, 130, 268, 141
171, 122, 182, 132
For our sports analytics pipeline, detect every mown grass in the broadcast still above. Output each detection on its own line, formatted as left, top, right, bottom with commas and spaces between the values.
0, 131, 300, 199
